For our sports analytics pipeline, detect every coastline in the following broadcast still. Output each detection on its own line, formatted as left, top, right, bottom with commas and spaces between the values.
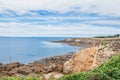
0, 37, 120, 79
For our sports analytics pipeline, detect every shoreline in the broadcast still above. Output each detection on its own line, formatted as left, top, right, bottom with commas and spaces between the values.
0, 37, 120, 78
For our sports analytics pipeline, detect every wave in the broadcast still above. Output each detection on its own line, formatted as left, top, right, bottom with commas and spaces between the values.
40, 41, 64, 48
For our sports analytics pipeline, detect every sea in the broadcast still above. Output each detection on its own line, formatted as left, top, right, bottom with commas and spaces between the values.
0, 37, 80, 64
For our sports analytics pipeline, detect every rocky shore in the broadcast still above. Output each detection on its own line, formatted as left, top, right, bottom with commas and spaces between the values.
0, 53, 73, 76
0, 37, 120, 79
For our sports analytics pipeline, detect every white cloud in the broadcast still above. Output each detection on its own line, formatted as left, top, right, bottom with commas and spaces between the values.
0, 0, 120, 37
84, 20, 120, 26
0, 0, 120, 16
0, 22, 119, 37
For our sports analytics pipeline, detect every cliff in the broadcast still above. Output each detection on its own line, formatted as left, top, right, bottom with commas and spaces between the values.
62, 38, 120, 74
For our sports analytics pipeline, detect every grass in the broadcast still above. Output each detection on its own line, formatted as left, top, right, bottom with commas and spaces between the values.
58, 52, 120, 80
0, 74, 45, 80
94, 34, 120, 38
1, 52, 120, 80
0, 76, 38, 80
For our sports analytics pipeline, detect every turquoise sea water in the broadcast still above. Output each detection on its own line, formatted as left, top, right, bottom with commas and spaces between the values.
0, 37, 79, 64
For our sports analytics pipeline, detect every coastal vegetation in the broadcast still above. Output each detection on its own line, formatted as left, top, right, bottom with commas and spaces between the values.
1, 76, 38, 80
94, 34, 120, 38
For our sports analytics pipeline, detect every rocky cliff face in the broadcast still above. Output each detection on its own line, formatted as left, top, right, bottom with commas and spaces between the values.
63, 47, 97, 74
63, 38, 120, 74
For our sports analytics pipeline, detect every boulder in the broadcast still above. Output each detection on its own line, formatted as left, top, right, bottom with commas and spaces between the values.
17, 66, 32, 75
63, 47, 97, 74
32, 67, 44, 73
46, 64, 57, 72
44, 72, 63, 79
4, 62, 24, 71
7, 68, 19, 76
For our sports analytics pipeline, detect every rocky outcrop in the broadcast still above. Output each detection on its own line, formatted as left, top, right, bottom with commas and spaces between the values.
0, 62, 24, 76
0, 53, 73, 77
55, 38, 101, 47
63, 38, 120, 74
63, 47, 97, 74
37, 53, 73, 65
95, 40, 120, 66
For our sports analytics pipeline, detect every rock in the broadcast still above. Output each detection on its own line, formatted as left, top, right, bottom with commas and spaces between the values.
0, 63, 2, 65
32, 67, 43, 73
0, 64, 3, 76
63, 47, 97, 74
74, 39, 81, 42
17, 66, 32, 75
0, 64, 3, 72
4, 62, 24, 71
44, 72, 63, 79
7, 68, 19, 76
46, 64, 57, 72
53, 73, 63, 78
0, 62, 24, 76
65, 38, 73, 42
55, 64, 63, 72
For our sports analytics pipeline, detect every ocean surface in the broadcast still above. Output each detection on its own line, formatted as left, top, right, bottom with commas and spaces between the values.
0, 37, 79, 64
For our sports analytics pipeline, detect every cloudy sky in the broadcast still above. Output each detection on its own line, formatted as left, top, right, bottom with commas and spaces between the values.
0, 0, 120, 37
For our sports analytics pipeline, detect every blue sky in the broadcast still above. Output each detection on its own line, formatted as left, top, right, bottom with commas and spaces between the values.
0, 0, 120, 37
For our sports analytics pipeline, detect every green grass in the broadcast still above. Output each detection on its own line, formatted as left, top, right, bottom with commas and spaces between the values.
94, 34, 120, 38
58, 52, 120, 80
0, 76, 38, 80
0, 74, 44, 80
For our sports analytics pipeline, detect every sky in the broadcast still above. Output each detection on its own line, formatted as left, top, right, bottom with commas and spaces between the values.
0, 0, 120, 37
